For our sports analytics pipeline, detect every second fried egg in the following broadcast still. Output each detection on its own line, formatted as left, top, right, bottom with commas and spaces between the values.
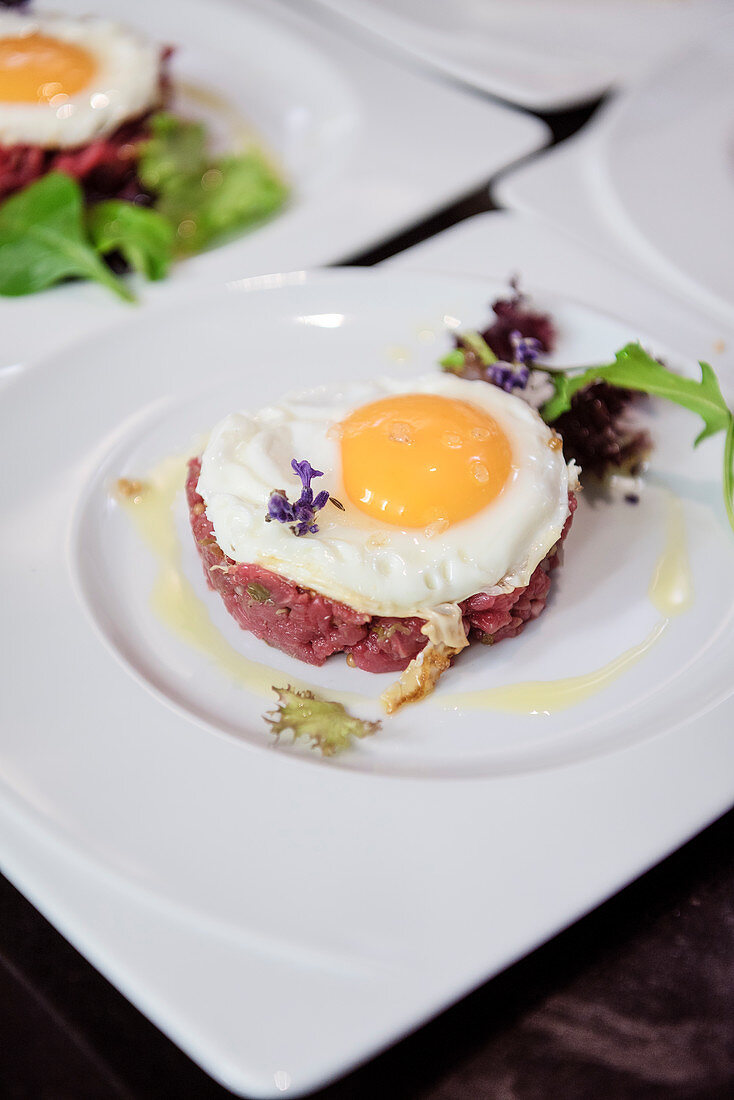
0, 12, 162, 148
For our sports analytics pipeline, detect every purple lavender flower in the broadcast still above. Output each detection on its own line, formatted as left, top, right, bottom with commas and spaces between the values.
509, 329, 542, 366
266, 459, 331, 536
266, 491, 296, 525
482, 331, 541, 392
487, 361, 531, 393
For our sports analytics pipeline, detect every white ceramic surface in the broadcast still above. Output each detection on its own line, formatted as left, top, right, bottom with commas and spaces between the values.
0, 0, 546, 373
289, 0, 730, 110
497, 14, 734, 326
3, 264, 734, 1095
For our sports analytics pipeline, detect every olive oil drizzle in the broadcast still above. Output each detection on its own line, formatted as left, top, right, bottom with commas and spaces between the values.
117, 453, 364, 706
438, 494, 692, 715
121, 459, 692, 719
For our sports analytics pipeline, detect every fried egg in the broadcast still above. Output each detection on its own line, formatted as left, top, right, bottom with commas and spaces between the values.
197, 374, 578, 619
0, 13, 161, 148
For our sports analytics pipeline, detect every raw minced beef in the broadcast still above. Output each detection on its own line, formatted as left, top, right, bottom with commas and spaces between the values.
187, 458, 576, 674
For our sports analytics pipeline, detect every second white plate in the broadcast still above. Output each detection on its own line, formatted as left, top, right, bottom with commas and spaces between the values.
291, 0, 730, 110
497, 13, 734, 324
0, 0, 546, 372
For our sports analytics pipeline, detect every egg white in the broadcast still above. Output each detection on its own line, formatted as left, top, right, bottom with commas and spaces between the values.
197, 374, 578, 619
0, 13, 162, 148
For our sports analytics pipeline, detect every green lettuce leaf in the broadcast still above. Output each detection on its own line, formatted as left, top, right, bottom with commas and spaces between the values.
88, 200, 175, 281
265, 686, 380, 756
0, 172, 133, 301
139, 112, 288, 255
137, 112, 208, 193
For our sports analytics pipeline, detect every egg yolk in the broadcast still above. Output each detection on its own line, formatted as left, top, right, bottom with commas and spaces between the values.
0, 34, 96, 104
339, 393, 513, 528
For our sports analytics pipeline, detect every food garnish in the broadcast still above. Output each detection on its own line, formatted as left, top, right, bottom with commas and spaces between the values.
442, 286, 734, 528
440, 328, 541, 390
264, 686, 380, 756
542, 343, 734, 532
88, 198, 175, 281
542, 343, 728, 436
265, 459, 332, 537
440, 329, 497, 373
0, 115, 288, 299
443, 279, 556, 371
547, 381, 650, 480
139, 112, 287, 256
0, 172, 136, 300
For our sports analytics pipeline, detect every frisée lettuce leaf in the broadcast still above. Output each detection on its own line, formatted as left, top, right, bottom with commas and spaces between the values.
265, 686, 380, 756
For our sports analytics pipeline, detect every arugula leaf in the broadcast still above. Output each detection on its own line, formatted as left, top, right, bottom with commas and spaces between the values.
265, 686, 380, 756
88, 200, 174, 281
542, 343, 731, 444
541, 342, 734, 533
0, 172, 133, 301
725, 418, 734, 534
139, 112, 288, 255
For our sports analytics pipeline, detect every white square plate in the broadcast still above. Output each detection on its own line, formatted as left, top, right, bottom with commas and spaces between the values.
3, 265, 734, 1095
0, 0, 546, 370
496, 13, 734, 326
289, 0, 730, 110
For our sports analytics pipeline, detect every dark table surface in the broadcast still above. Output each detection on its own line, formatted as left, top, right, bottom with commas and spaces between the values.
3, 98, 734, 1100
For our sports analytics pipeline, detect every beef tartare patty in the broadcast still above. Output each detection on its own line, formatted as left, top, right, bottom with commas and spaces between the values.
187, 457, 576, 673
0, 14, 170, 203
0, 112, 156, 203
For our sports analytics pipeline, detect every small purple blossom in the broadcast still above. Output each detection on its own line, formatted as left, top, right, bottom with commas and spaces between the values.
266, 491, 295, 525
266, 458, 331, 536
484, 330, 542, 392
509, 329, 542, 366
487, 361, 531, 393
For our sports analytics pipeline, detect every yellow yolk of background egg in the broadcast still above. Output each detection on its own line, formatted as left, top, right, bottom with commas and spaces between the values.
339, 393, 513, 528
0, 33, 96, 103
